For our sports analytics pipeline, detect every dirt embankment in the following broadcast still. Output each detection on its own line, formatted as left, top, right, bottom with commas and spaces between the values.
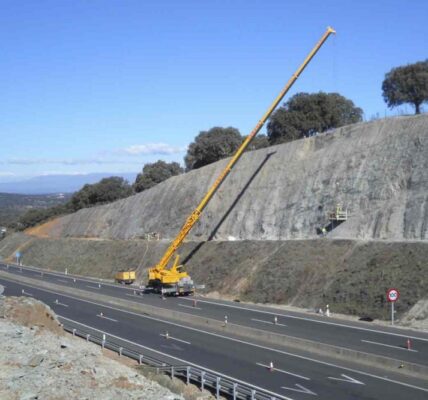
1, 233, 427, 321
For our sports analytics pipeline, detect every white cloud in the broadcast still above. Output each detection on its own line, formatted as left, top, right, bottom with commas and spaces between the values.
122, 143, 186, 156
0, 172, 16, 177
4, 142, 186, 168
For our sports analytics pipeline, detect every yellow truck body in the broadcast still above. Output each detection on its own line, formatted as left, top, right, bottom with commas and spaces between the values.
115, 270, 136, 284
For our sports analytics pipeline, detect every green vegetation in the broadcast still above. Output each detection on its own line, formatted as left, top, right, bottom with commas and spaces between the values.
69, 177, 133, 211
185, 127, 242, 171
184, 127, 269, 171
16, 177, 133, 230
133, 161, 183, 193
267, 92, 363, 144
382, 60, 428, 114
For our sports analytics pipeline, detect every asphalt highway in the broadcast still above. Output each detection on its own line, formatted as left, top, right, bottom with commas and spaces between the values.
1, 277, 428, 400
1, 262, 427, 367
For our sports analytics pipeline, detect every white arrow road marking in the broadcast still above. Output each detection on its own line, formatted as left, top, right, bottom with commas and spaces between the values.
96, 314, 118, 322
328, 374, 365, 385
256, 363, 310, 380
21, 290, 33, 296
160, 334, 191, 345
178, 303, 202, 310
281, 384, 317, 396
251, 318, 287, 327
362, 339, 418, 352
86, 285, 101, 290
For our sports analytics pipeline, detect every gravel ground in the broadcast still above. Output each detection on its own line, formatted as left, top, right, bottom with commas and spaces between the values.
0, 295, 183, 400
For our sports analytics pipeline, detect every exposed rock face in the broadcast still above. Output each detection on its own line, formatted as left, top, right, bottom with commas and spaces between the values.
31, 115, 428, 241
0, 296, 182, 400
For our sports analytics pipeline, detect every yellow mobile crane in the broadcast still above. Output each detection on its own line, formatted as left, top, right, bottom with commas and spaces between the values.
147, 27, 336, 295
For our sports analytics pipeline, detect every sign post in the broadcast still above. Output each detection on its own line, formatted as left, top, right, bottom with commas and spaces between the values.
15, 251, 21, 265
387, 288, 399, 325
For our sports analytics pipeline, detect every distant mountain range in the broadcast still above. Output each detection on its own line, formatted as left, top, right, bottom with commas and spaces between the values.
0, 173, 138, 195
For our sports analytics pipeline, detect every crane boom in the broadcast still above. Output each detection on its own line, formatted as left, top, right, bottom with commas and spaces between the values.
148, 27, 336, 292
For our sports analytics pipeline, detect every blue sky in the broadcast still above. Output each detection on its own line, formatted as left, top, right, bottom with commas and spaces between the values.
0, 0, 427, 181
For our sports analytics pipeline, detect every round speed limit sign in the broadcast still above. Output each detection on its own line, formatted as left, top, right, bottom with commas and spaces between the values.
387, 288, 399, 302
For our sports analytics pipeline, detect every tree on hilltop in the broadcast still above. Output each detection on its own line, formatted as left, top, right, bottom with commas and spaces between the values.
70, 176, 133, 210
185, 127, 242, 171
267, 92, 363, 145
133, 160, 183, 193
382, 60, 428, 114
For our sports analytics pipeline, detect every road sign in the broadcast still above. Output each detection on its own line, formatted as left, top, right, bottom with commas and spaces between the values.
387, 288, 399, 302
15, 251, 21, 258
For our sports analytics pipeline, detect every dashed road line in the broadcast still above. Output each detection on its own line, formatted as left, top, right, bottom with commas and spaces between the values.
251, 318, 287, 327
362, 339, 418, 352
178, 303, 202, 310
96, 314, 117, 322
160, 333, 191, 345
53, 300, 69, 307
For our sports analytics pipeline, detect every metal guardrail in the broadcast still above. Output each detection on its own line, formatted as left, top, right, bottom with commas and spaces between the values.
62, 322, 284, 400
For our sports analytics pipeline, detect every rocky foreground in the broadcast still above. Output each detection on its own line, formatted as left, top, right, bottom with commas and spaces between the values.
0, 295, 182, 400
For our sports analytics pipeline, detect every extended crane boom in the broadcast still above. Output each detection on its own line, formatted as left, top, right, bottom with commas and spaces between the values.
148, 27, 336, 294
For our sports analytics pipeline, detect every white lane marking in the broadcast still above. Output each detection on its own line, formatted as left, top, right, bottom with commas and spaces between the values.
183, 298, 428, 343
9, 280, 428, 394
96, 314, 117, 322
86, 285, 101, 290
57, 279, 69, 283
252, 318, 287, 327
54, 300, 69, 307
256, 362, 310, 380
178, 303, 202, 310
281, 384, 317, 396
57, 316, 293, 400
328, 374, 365, 385
21, 290, 33, 296
160, 334, 191, 345
362, 339, 418, 353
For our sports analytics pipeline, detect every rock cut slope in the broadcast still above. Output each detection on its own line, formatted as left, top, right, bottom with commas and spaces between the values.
33, 114, 428, 242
